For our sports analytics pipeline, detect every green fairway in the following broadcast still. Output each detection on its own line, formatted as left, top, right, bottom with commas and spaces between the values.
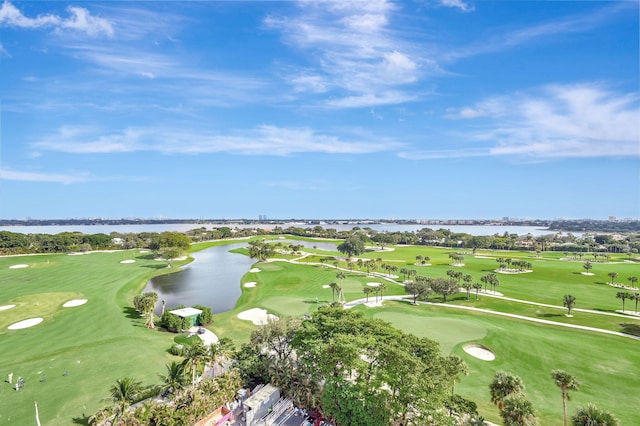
0, 251, 183, 425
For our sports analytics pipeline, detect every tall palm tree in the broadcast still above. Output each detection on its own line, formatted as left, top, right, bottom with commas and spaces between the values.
328, 282, 338, 301
473, 283, 483, 300
582, 261, 592, 274
616, 292, 631, 312
463, 274, 473, 300
108, 377, 142, 420
159, 361, 188, 395
363, 286, 373, 302
489, 370, 525, 410
182, 342, 208, 386
500, 395, 537, 426
627, 276, 638, 289
608, 271, 618, 285
563, 295, 577, 316
632, 292, 640, 314
571, 404, 619, 426
336, 271, 346, 285
551, 369, 580, 426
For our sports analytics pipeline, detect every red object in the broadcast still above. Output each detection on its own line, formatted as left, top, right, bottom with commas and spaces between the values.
306, 411, 323, 426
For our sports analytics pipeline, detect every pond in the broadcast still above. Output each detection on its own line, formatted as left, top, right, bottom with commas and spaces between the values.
143, 239, 338, 314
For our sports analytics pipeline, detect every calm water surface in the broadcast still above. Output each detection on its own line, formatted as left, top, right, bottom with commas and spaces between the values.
144, 239, 338, 314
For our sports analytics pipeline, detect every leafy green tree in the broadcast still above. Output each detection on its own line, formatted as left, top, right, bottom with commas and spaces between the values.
500, 395, 537, 426
337, 235, 366, 258
247, 240, 275, 261
193, 304, 212, 325
563, 295, 576, 316
160, 246, 184, 268
551, 370, 580, 426
405, 277, 430, 304
571, 404, 619, 426
489, 370, 525, 410
431, 277, 459, 302
158, 232, 191, 250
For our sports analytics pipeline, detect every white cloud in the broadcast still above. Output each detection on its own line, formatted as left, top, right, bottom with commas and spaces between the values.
439, 0, 474, 13
265, 0, 424, 107
432, 83, 640, 159
0, 1, 114, 37
0, 168, 88, 184
32, 125, 403, 156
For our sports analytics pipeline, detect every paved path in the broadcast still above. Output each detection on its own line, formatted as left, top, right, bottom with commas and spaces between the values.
342, 295, 640, 341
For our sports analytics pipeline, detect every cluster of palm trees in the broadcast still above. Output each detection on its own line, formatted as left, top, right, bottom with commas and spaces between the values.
91, 339, 237, 425
449, 252, 465, 266
414, 254, 431, 265
362, 282, 387, 303
132, 292, 159, 329
616, 290, 640, 313
489, 370, 617, 426
480, 273, 500, 293
495, 257, 533, 273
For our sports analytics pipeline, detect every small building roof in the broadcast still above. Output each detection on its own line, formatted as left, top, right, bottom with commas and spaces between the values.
169, 307, 203, 317
243, 384, 279, 410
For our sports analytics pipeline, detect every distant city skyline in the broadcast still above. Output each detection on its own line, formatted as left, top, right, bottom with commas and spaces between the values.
1, 1, 638, 220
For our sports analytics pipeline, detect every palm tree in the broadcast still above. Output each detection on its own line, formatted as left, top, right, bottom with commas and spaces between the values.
473, 283, 483, 300
608, 271, 618, 285
108, 377, 142, 420
616, 291, 632, 312
336, 271, 346, 285
182, 342, 208, 386
463, 274, 473, 300
563, 295, 577, 316
489, 370, 525, 410
632, 292, 640, 314
328, 282, 338, 301
582, 261, 592, 274
551, 369, 580, 426
363, 286, 373, 302
500, 395, 537, 426
159, 361, 188, 396
628, 276, 638, 289
571, 404, 619, 426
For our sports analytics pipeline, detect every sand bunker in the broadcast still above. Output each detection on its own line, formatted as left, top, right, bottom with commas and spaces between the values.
244, 282, 257, 288
120, 260, 136, 264
237, 308, 279, 326
367, 282, 381, 287
9, 264, 29, 269
8, 318, 43, 330
249, 268, 261, 273
63, 299, 88, 308
581, 272, 594, 276
322, 284, 331, 288
463, 344, 495, 361
0, 305, 16, 311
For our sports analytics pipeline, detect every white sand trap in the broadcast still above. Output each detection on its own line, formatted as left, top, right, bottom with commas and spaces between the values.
237, 308, 279, 326
581, 272, 594, 276
367, 282, 381, 287
139, 250, 150, 253
9, 264, 29, 269
322, 285, 331, 288
120, 259, 136, 264
249, 268, 261, 273
463, 344, 495, 361
8, 318, 43, 330
63, 299, 88, 308
244, 282, 257, 288
0, 304, 16, 311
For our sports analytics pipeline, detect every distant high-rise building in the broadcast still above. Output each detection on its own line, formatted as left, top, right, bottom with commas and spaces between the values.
608, 216, 617, 222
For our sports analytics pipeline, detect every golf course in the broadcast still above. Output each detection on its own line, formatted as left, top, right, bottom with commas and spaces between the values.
1, 236, 639, 425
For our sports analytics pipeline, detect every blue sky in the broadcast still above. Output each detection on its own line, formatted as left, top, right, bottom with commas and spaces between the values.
0, 0, 638, 220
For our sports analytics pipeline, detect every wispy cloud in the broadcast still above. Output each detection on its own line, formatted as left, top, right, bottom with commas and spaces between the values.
32, 125, 403, 156
0, 168, 88, 184
444, 2, 633, 61
0, 1, 114, 37
407, 83, 639, 160
265, 0, 426, 108
438, 0, 474, 13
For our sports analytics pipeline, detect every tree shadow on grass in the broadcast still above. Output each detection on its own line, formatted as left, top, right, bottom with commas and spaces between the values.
72, 415, 90, 425
303, 299, 330, 304
619, 323, 640, 337
142, 264, 170, 270
536, 313, 564, 318
123, 306, 142, 320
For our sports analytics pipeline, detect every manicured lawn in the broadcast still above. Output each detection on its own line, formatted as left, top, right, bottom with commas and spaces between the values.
0, 251, 184, 425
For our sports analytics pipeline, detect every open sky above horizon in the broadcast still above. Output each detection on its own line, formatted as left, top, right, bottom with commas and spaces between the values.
1, 0, 638, 220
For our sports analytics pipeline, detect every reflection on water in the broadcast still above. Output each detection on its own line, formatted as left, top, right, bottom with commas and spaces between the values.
144, 239, 338, 314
